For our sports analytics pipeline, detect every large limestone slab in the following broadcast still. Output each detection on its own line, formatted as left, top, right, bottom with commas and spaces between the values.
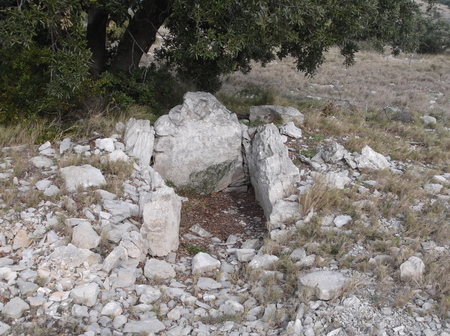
50, 244, 101, 268
141, 187, 182, 256
299, 270, 349, 300
153, 92, 244, 193
124, 118, 155, 166
60, 165, 106, 192
246, 124, 300, 225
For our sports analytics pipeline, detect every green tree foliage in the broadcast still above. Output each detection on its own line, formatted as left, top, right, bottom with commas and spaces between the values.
161, 0, 427, 91
417, 16, 450, 54
0, 0, 436, 122
0, 0, 92, 122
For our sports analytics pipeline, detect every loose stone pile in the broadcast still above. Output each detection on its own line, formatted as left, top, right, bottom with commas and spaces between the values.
0, 92, 449, 336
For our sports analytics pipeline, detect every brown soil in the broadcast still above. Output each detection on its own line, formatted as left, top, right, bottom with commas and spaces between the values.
178, 188, 267, 254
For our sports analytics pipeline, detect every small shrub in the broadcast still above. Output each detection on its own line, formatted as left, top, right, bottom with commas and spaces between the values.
182, 244, 209, 255
416, 17, 450, 54
97, 64, 187, 114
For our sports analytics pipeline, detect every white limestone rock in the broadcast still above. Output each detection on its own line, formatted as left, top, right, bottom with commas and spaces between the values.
144, 259, 176, 279
246, 123, 300, 224
139, 286, 162, 304
420, 115, 437, 125
59, 137, 72, 155
141, 187, 182, 256
111, 267, 137, 288
95, 138, 115, 152
43, 185, 59, 196
0, 267, 17, 285
299, 270, 349, 300
269, 198, 302, 229
219, 299, 245, 316
311, 171, 352, 190
70, 283, 100, 307
235, 249, 257, 262
123, 320, 165, 334
279, 122, 302, 138
250, 105, 304, 125
197, 277, 222, 290
35, 179, 53, 191
124, 118, 155, 166
50, 244, 101, 268
108, 149, 129, 162
354, 145, 390, 170
71, 221, 100, 250
96, 189, 117, 201
103, 200, 133, 224
334, 215, 352, 228
60, 165, 106, 192
30, 156, 54, 168
192, 252, 220, 274
2, 297, 29, 318
138, 165, 166, 193
100, 301, 122, 316
120, 231, 148, 261
248, 254, 279, 270
400, 256, 425, 282
189, 224, 213, 238
423, 183, 443, 194
290, 248, 307, 262
0, 322, 10, 335
153, 92, 244, 193
104, 222, 136, 244
102, 246, 128, 273
13, 229, 31, 250
318, 141, 348, 163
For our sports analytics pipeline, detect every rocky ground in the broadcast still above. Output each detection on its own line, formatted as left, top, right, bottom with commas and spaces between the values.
0, 118, 449, 336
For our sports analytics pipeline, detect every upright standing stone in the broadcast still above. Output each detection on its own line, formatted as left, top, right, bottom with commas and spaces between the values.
153, 92, 245, 193
124, 118, 155, 166
141, 187, 182, 256
246, 124, 300, 227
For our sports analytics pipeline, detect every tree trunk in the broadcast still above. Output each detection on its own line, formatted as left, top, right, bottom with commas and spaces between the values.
110, 0, 172, 73
87, 7, 108, 79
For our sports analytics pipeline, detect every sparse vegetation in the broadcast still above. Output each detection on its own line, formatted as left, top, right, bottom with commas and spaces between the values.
0, 29, 450, 333
182, 244, 209, 255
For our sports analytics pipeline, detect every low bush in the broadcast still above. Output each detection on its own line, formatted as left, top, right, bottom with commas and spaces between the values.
416, 17, 450, 54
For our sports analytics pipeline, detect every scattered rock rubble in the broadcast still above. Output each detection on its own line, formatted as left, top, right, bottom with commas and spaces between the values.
0, 93, 449, 335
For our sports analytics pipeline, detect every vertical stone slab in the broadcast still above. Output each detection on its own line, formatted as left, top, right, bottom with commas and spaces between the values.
152, 92, 245, 193
140, 187, 182, 256
124, 118, 155, 166
246, 124, 300, 227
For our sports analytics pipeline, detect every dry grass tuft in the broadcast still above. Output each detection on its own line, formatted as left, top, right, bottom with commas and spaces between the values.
298, 178, 352, 215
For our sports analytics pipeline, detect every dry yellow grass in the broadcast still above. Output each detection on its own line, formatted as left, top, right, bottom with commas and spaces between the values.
219, 48, 450, 119
218, 48, 450, 315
